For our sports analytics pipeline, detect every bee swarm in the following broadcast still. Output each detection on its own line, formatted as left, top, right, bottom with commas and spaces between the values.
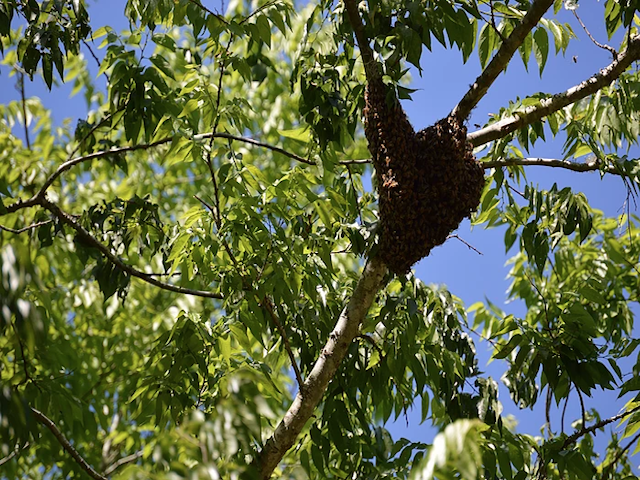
363, 78, 485, 274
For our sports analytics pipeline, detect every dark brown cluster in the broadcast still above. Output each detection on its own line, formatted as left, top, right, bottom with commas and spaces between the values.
363, 78, 485, 274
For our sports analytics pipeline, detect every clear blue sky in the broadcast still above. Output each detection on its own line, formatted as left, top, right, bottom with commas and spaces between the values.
1, 0, 638, 470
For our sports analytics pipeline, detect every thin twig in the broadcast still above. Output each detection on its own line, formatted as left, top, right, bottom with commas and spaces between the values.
104, 450, 144, 476
31, 408, 108, 480
186, 0, 229, 24
68, 109, 122, 160
447, 234, 483, 255
0, 220, 52, 234
0, 443, 30, 467
601, 430, 640, 480
82, 39, 110, 83
240, 0, 279, 25
261, 296, 304, 388
339, 158, 370, 165
488, 0, 507, 42
194, 194, 237, 264
572, 10, 617, 58
545, 386, 552, 435
576, 385, 586, 430
11, 321, 32, 385
19, 72, 31, 150
356, 334, 384, 357
561, 384, 570, 434
482, 157, 636, 178
3, 132, 316, 217
561, 403, 640, 449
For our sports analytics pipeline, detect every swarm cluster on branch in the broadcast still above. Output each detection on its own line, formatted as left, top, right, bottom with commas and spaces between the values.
364, 78, 485, 274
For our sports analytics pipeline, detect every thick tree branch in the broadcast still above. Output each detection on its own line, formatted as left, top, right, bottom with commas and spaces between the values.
31, 408, 108, 480
29, 197, 223, 299
257, 256, 388, 479
451, 0, 555, 121
482, 156, 638, 178
468, 35, 640, 147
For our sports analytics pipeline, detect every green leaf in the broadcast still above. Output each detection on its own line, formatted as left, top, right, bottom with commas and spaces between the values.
533, 28, 549, 76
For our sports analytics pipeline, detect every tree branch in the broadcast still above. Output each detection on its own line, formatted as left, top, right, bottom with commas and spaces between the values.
561, 403, 640, 449
31, 408, 108, 480
481, 156, 637, 177
451, 0, 555, 121
0, 443, 29, 467
261, 296, 304, 388
343, 0, 380, 84
256, 256, 388, 479
19, 72, 31, 151
0, 220, 52, 234
468, 35, 640, 147
4, 133, 316, 217
572, 10, 617, 58
601, 430, 640, 480
103, 450, 144, 476
37, 197, 224, 299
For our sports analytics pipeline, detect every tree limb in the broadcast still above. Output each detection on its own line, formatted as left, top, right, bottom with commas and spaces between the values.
482, 156, 637, 177
104, 450, 144, 476
0, 220, 52, 234
31, 408, 108, 480
37, 197, 224, 299
451, 0, 555, 121
256, 256, 388, 479
561, 403, 640, 449
468, 35, 640, 147
343, 0, 381, 84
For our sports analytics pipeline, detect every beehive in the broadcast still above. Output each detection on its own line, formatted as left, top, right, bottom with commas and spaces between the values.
363, 78, 485, 274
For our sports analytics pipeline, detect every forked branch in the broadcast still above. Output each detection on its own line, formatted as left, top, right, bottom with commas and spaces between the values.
469, 35, 640, 147
451, 0, 555, 121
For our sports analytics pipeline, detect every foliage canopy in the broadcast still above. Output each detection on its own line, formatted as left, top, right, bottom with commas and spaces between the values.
1, 0, 640, 479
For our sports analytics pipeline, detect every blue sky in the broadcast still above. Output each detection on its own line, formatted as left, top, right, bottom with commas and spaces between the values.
1, 0, 638, 470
